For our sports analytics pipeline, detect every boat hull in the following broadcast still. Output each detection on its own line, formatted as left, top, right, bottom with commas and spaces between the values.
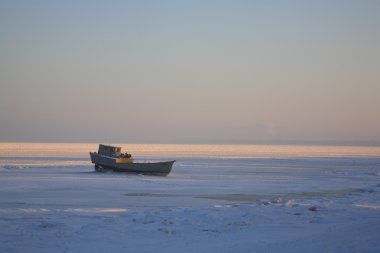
90, 152, 174, 175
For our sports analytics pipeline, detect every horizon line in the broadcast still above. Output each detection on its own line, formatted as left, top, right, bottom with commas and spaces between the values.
0, 140, 379, 147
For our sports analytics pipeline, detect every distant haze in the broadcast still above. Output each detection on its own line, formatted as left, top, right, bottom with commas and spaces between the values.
1, 1, 380, 145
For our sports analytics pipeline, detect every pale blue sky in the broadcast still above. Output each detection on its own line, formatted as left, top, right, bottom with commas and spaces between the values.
1, 0, 380, 145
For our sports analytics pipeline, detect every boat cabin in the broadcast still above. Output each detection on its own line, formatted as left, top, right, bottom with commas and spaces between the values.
98, 144, 122, 156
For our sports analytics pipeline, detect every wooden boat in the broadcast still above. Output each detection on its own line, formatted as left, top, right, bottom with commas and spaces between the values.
90, 144, 175, 176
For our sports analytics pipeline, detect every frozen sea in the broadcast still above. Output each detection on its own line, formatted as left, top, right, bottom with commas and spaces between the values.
0, 143, 380, 253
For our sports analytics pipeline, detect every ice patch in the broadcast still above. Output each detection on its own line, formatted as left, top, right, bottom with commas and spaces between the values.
285, 199, 296, 207
0, 208, 128, 213
0, 158, 91, 170
18, 208, 50, 212
214, 204, 232, 208
1, 165, 29, 170
64, 208, 128, 213
353, 204, 380, 209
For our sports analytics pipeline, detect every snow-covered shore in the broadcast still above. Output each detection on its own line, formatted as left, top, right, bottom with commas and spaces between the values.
1, 144, 380, 252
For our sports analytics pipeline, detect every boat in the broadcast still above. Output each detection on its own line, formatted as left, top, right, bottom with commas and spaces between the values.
89, 144, 175, 176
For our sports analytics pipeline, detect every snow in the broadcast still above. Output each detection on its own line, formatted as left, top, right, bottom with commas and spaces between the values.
0, 143, 380, 252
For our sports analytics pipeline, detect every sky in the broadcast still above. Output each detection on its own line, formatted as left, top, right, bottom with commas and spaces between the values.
1, 0, 380, 145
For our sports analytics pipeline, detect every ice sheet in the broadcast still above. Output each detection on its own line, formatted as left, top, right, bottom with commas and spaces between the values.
1, 143, 380, 252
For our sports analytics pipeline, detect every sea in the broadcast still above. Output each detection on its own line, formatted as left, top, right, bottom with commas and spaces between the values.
1, 143, 380, 253
1, 142, 379, 198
